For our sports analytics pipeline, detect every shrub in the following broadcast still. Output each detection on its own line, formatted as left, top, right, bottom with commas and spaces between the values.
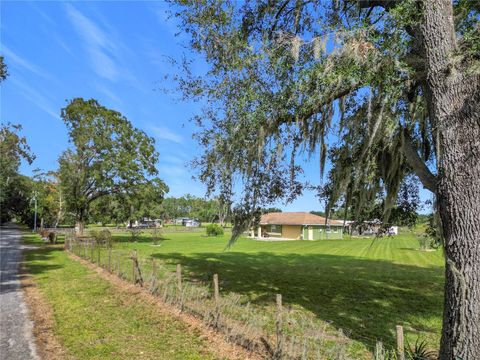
417, 233, 438, 251
424, 214, 442, 249
151, 227, 162, 245
206, 223, 224, 236
99, 229, 113, 247
89, 229, 99, 240
128, 228, 142, 242
47, 232, 57, 244
406, 338, 437, 360
89, 229, 113, 247
39, 229, 50, 240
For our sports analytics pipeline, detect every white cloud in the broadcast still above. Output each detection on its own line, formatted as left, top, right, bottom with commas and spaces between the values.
95, 83, 122, 106
53, 34, 76, 58
65, 4, 119, 81
10, 77, 59, 119
150, 4, 180, 38
158, 164, 186, 177
161, 154, 186, 166
150, 125, 183, 144
29, 2, 57, 27
2, 45, 52, 80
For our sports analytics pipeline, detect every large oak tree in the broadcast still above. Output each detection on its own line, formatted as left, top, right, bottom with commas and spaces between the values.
58, 98, 160, 233
172, 0, 479, 357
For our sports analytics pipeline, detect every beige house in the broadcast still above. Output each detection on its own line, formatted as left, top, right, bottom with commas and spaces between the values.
252, 212, 344, 240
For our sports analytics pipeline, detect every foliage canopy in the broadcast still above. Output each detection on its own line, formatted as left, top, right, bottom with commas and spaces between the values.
58, 98, 161, 230
0, 123, 35, 223
172, 0, 479, 240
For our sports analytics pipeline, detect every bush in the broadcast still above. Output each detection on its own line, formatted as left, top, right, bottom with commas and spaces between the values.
47, 232, 57, 244
128, 228, 142, 243
417, 233, 439, 251
206, 224, 224, 236
89, 229, 99, 240
99, 229, 113, 247
151, 227, 162, 245
90, 229, 113, 247
39, 229, 50, 240
406, 338, 437, 360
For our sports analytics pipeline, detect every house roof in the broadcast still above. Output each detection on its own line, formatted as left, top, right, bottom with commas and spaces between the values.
260, 212, 344, 226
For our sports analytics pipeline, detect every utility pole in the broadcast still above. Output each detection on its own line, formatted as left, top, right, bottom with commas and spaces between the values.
32, 191, 38, 232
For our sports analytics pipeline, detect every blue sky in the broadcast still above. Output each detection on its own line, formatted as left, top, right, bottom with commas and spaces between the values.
1, 1, 430, 213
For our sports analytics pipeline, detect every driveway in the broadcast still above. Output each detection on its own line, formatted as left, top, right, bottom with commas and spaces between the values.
0, 224, 39, 359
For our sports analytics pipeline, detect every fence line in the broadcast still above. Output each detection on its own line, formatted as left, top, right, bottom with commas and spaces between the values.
41, 227, 75, 234
65, 235, 415, 360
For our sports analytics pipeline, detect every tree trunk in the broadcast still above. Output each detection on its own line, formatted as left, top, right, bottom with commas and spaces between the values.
218, 212, 225, 227
76, 209, 85, 235
420, 1, 480, 358
75, 220, 85, 235
55, 189, 63, 228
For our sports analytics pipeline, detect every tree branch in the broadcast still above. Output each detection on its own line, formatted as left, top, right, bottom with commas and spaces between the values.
272, 82, 360, 128
357, 0, 398, 10
87, 190, 111, 204
403, 129, 436, 193
269, 0, 292, 39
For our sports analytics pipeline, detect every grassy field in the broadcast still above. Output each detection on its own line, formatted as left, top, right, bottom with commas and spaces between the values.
110, 229, 445, 354
22, 233, 221, 360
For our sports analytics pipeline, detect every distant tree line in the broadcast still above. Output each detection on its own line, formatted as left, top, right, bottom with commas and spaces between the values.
0, 59, 167, 232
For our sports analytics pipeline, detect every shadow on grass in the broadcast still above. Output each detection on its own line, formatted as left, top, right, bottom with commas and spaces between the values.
112, 232, 217, 244
23, 245, 64, 275
152, 251, 444, 349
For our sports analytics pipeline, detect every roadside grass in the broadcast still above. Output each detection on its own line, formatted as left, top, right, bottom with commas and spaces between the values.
22, 233, 220, 360
108, 229, 444, 354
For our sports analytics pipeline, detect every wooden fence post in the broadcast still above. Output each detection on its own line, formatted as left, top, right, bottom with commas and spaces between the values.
396, 325, 405, 360
108, 247, 112, 272
116, 253, 120, 276
274, 293, 284, 359
213, 274, 220, 304
176, 264, 182, 290
177, 264, 183, 309
97, 246, 100, 266
374, 341, 384, 360
150, 258, 158, 294
213, 274, 220, 327
132, 250, 137, 283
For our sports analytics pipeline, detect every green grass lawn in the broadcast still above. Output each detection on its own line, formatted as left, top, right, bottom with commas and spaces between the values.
22, 233, 220, 360
111, 229, 445, 354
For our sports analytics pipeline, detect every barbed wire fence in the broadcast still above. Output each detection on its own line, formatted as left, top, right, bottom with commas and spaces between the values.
64, 234, 416, 360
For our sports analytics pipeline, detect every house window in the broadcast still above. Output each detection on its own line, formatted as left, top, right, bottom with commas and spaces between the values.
268, 225, 282, 234
326, 225, 331, 233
